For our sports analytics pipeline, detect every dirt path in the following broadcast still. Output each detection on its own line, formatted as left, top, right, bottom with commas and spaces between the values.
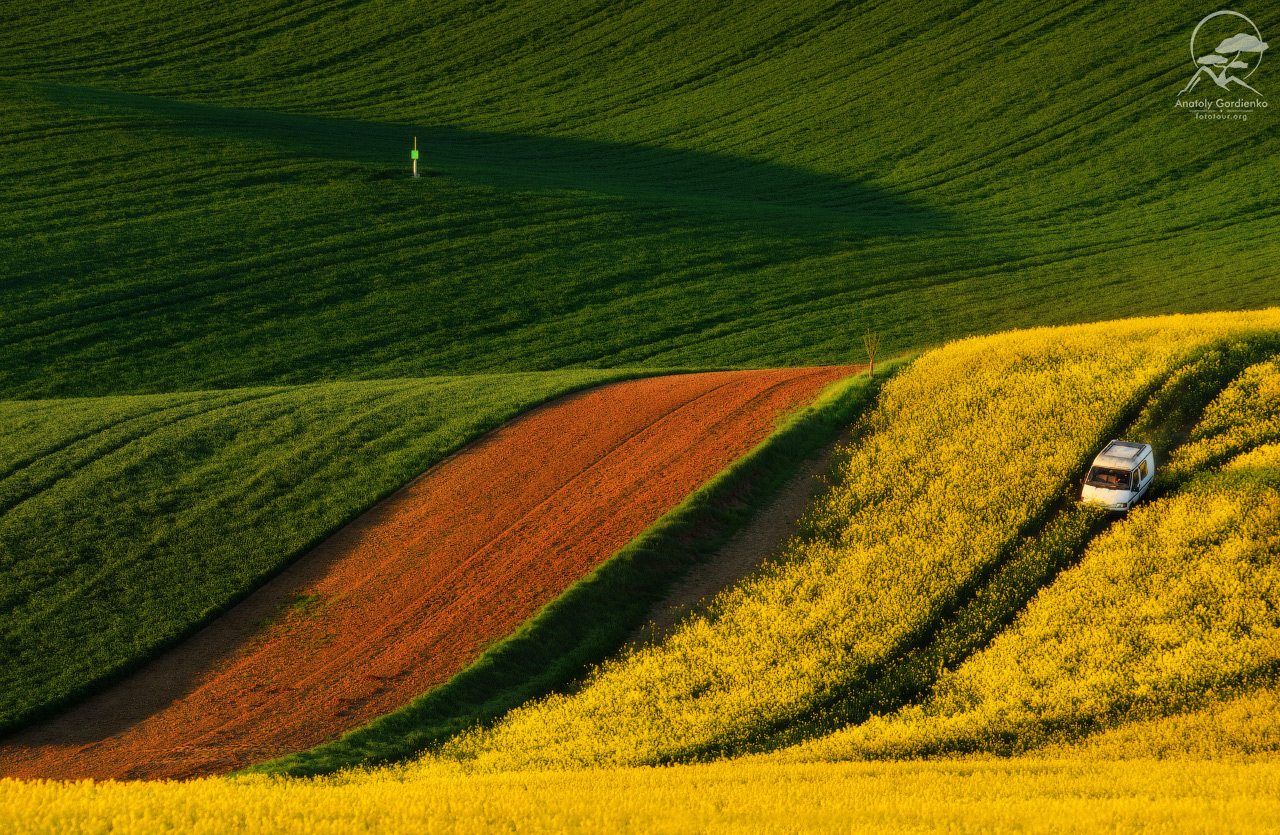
0, 368, 853, 780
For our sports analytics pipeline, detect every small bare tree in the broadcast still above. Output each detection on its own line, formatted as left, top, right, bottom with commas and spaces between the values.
862, 328, 882, 378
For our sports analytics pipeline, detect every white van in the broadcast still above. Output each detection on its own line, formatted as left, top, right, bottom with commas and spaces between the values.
1081, 440, 1155, 512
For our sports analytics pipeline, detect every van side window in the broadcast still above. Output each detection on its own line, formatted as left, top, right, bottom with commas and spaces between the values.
1140, 460, 1148, 480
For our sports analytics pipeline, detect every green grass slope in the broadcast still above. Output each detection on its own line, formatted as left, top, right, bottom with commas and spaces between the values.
3, 0, 1278, 397
0, 370, 633, 733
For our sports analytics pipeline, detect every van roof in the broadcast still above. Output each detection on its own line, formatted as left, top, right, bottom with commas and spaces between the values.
1093, 440, 1148, 468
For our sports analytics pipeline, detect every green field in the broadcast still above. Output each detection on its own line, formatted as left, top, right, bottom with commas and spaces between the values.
3, 0, 1278, 397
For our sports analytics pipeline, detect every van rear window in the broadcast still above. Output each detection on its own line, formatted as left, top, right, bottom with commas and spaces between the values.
1086, 466, 1131, 489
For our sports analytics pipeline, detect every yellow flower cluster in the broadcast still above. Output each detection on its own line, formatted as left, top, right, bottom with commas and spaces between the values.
1058, 674, 1280, 760
5, 760, 1280, 834
426, 310, 1280, 771
1167, 357, 1280, 480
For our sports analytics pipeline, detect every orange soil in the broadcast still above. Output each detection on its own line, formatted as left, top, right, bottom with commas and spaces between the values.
0, 368, 852, 780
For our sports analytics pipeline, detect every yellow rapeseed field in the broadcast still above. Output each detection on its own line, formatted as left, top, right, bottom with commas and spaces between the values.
786, 362, 1280, 762
430, 310, 1280, 771
6, 311, 1280, 832
5, 759, 1280, 834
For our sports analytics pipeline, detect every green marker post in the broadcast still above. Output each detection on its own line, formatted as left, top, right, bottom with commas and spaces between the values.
411, 136, 419, 178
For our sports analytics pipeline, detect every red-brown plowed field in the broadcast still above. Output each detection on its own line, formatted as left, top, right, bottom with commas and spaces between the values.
0, 368, 853, 780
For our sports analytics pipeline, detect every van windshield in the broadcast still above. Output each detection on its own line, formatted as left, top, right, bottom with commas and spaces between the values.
1086, 466, 1131, 490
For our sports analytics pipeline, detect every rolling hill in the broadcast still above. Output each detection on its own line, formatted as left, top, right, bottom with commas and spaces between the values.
2, 0, 1277, 397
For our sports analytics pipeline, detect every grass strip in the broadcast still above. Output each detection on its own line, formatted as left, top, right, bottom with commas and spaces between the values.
249, 360, 908, 776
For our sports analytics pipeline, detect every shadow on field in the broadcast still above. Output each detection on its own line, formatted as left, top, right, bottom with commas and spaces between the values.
36, 81, 949, 235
